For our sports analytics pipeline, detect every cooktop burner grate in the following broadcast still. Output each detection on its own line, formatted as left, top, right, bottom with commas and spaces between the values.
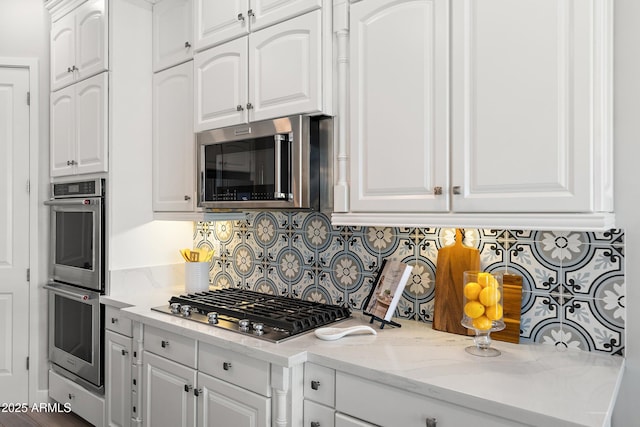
152, 288, 351, 343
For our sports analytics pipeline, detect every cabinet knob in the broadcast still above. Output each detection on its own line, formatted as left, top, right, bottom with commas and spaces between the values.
247, 9, 254, 17
111, 317, 118, 324
121, 349, 129, 356
223, 362, 232, 371
452, 186, 461, 195
237, 13, 245, 21
246, 102, 253, 110
184, 384, 193, 393
161, 340, 170, 348
184, 41, 191, 49
236, 104, 244, 111
194, 388, 203, 397
433, 186, 443, 195
67, 66, 73, 73
311, 422, 321, 427
310, 380, 320, 390
184, 195, 191, 201
68, 393, 75, 400
426, 417, 437, 427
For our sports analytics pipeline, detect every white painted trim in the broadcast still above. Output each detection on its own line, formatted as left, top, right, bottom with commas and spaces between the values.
331, 212, 616, 231
0, 57, 42, 404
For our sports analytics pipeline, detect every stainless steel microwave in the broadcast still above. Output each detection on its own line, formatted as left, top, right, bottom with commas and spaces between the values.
197, 115, 333, 211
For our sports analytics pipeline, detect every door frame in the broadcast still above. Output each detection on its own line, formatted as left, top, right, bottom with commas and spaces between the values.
0, 57, 43, 404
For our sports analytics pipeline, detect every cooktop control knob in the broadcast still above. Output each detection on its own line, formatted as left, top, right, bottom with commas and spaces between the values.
170, 303, 181, 314
180, 305, 192, 317
253, 323, 264, 336
207, 312, 219, 324
239, 319, 250, 331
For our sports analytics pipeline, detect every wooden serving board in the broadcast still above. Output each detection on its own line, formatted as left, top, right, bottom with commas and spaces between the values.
491, 273, 523, 344
432, 229, 480, 336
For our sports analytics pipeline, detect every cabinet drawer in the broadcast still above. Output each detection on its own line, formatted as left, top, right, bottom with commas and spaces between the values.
335, 413, 376, 427
49, 369, 105, 427
105, 305, 133, 336
304, 362, 335, 406
198, 341, 270, 396
304, 400, 334, 427
143, 325, 197, 368
336, 372, 528, 427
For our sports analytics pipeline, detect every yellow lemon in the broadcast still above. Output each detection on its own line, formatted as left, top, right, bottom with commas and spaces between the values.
479, 286, 501, 307
463, 282, 482, 301
464, 301, 485, 319
485, 303, 503, 321
472, 315, 493, 331
477, 272, 496, 288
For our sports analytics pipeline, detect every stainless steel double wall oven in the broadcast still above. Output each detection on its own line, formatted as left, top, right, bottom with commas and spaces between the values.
44, 178, 105, 392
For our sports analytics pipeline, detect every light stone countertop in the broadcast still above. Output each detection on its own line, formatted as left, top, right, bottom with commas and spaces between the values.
101, 288, 624, 427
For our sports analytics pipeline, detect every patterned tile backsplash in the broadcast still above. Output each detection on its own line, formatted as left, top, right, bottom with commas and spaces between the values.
193, 211, 625, 356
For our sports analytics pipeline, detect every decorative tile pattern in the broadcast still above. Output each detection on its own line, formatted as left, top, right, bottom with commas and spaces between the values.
194, 216, 626, 356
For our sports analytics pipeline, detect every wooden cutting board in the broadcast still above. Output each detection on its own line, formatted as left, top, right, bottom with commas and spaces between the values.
491, 273, 523, 344
432, 229, 480, 336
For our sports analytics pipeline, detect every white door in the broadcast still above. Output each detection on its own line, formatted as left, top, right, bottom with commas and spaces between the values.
0, 66, 30, 404
153, 61, 195, 211
349, 0, 449, 213
249, 9, 322, 122
153, 0, 194, 72
451, 0, 594, 212
197, 372, 269, 427
194, 36, 248, 131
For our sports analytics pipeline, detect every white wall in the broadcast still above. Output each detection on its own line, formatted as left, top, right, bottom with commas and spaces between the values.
611, 0, 640, 425
0, 0, 51, 403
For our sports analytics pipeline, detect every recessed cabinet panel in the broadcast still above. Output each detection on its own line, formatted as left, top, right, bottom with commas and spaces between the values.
194, 37, 248, 130
51, 14, 76, 90
153, 0, 194, 72
451, 0, 595, 212
194, 0, 248, 51
349, 0, 449, 213
75, 72, 108, 175
105, 330, 132, 427
75, 0, 108, 82
250, 0, 322, 31
50, 87, 75, 176
249, 10, 322, 123
153, 62, 195, 211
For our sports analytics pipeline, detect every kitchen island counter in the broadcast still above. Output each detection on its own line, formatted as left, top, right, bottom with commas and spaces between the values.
102, 293, 624, 427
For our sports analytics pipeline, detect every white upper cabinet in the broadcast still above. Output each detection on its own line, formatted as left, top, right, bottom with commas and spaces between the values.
348, 0, 449, 213
333, 0, 614, 230
153, 62, 195, 212
193, 0, 322, 52
50, 72, 108, 177
450, 0, 610, 214
51, 0, 108, 91
153, 0, 193, 72
195, 9, 324, 130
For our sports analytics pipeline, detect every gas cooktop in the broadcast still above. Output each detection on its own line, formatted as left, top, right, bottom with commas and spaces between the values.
152, 288, 351, 343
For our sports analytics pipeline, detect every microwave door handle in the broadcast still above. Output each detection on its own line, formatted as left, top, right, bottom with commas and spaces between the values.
43, 284, 96, 302
274, 135, 282, 199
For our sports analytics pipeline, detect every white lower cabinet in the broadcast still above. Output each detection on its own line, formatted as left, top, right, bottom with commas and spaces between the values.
105, 330, 132, 427
49, 369, 105, 427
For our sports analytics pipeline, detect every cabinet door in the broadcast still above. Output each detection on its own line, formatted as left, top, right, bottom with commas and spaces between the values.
349, 0, 449, 213
153, 0, 194, 72
194, 0, 249, 52
153, 62, 195, 212
143, 351, 197, 427
194, 37, 248, 131
197, 372, 269, 427
105, 330, 132, 427
75, 72, 108, 175
451, 0, 595, 212
249, 9, 322, 122
75, 0, 108, 82
335, 413, 376, 427
250, 0, 322, 32
50, 85, 76, 177
51, 12, 76, 91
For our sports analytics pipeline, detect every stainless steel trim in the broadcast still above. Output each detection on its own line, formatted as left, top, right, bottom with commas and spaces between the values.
44, 198, 100, 206
44, 283, 97, 302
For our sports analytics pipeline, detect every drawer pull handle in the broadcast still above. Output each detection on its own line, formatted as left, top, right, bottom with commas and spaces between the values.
161, 340, 170, 348
311, 422, 321, 427
310, 380, 321, 390
111, 317, 118, 324
223, 362, 232, 371
426, 417, 437, 427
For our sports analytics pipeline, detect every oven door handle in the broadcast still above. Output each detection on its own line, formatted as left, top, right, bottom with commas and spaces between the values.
43, 284, 97, 302
44, 198, 102, 206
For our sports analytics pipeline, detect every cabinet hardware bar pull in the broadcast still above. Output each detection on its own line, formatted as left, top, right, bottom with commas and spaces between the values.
111, 317, 118, 323
311, 422, 320, 427
452, 186, 461, 195
310, 380, 320, 390
121, 349, 128, 356
161, 340, 169, 348
433, 186, 443, 195
223, 362, 232, 370
237, 13, 244, 21
426, 417, 437, 427
184, 384, 193, 393
194, 388, 203, 397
